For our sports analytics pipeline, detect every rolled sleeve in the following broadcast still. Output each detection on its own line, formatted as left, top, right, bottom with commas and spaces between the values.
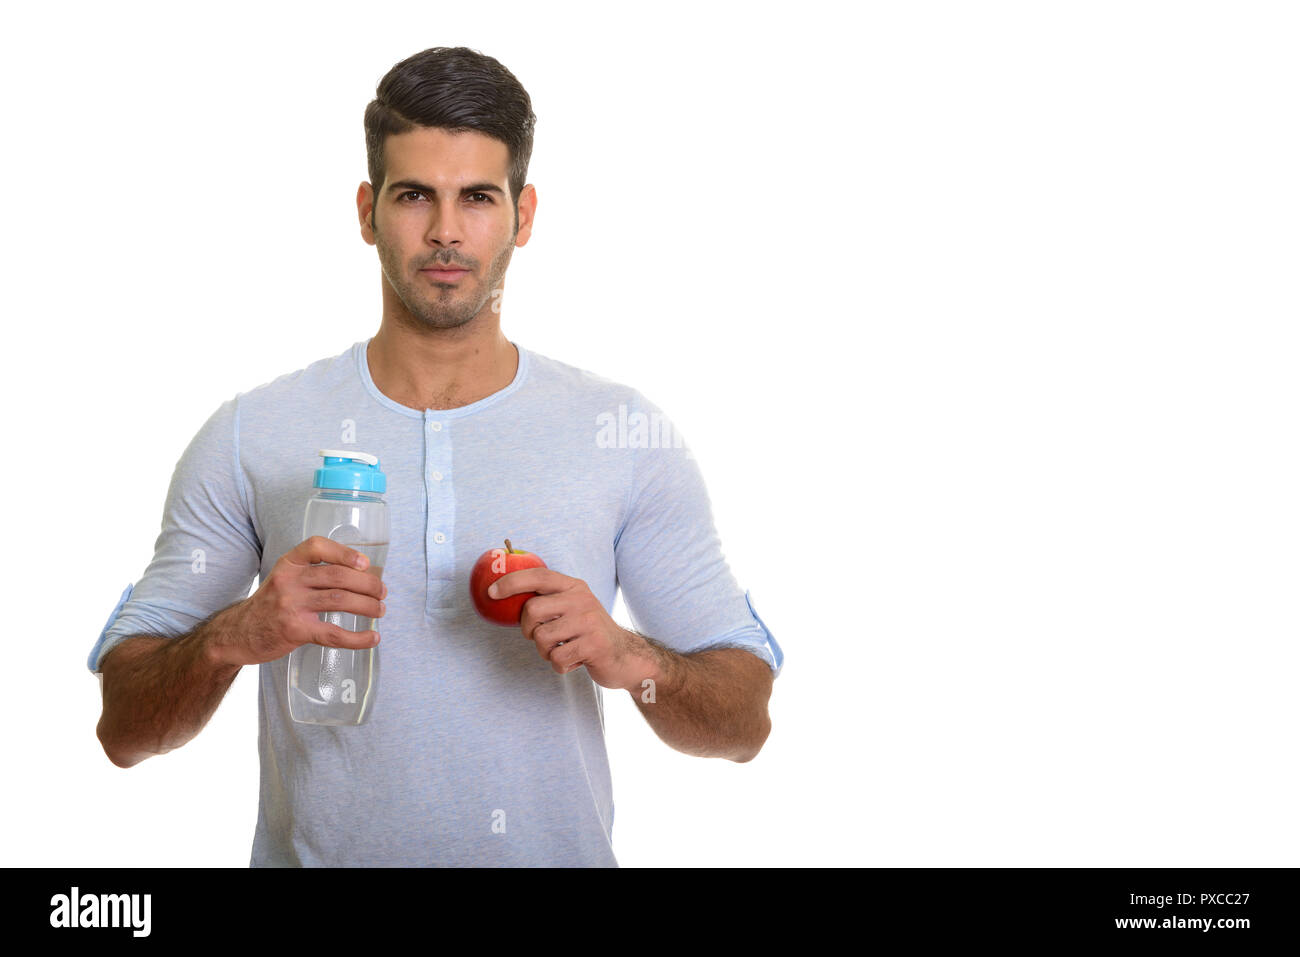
88, 396, 262, 674
612, 391, 783, 677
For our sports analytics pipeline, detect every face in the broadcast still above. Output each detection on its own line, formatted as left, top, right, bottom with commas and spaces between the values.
359, 126, 533, 331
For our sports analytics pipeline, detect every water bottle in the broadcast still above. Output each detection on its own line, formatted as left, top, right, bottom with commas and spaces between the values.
288, 449, 390, 726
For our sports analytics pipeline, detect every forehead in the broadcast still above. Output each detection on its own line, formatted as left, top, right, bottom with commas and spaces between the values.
383, 126, 509, 187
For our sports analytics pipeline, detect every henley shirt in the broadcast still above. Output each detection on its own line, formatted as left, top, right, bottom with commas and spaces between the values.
88, 337, 783, 867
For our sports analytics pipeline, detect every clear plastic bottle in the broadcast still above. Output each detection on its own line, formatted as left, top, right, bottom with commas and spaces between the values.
288, 449, 389, 726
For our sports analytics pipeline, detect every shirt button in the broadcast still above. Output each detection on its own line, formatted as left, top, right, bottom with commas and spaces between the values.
429, 422, 442, 432
434, 532, 446, 544
430, 471, 442, 481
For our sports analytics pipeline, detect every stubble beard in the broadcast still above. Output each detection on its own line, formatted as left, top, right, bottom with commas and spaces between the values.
377, 227, 515, 332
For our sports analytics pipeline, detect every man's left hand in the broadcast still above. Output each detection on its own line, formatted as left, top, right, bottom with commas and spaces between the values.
489, 569, 659, 692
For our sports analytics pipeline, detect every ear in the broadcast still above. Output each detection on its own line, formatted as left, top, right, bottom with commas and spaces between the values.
357, 182, 378, 245
513, 183, 538, 247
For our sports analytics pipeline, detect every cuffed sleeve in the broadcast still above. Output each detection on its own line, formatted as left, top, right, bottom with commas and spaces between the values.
612, 390, 783, 677
88, 396, 261, 674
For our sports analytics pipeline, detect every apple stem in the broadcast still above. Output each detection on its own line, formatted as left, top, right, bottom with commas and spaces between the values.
505, 538, 513, 553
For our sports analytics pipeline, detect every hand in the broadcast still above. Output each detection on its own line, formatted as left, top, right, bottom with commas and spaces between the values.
213, 535, 387, 667
490, 568, 660, 691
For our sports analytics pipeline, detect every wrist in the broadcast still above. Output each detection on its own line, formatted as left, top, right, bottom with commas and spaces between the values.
623, 630, 678, 696
197, 602, 245, 672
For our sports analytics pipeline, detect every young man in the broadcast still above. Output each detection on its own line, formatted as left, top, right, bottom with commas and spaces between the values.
90, 46, 783, 867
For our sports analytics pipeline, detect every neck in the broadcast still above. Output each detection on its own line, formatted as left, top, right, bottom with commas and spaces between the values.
366, 319, 518, 412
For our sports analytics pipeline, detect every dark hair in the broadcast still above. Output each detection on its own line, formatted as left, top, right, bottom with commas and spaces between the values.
364, 47, 537, 232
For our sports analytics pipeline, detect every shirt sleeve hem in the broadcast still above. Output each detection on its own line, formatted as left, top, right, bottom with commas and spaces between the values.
87, 583, 135, 674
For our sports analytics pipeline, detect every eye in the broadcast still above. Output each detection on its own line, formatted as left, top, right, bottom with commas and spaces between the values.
398, 190, 491, 203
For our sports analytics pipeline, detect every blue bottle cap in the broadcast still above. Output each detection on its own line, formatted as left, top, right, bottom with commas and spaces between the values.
314, 449, 386, 493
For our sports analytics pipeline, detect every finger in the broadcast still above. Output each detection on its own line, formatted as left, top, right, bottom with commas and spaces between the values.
309, 586, 385, 623
303, 562, 387, 599
518, 593, 565, 636
488, 569, 528, 599
549, 637, 586, 674
293, 534, 370, 571
313, 625, 381, 650
533, 616, 582, 660
491, 567, 567, 599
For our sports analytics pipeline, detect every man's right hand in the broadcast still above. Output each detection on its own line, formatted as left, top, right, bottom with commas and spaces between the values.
211, 535, 387, 667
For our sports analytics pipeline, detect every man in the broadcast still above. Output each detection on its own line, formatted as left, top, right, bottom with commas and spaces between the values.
90, 46, 783, 867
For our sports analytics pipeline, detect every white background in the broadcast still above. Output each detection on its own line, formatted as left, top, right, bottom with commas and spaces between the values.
4, 0, 1297, 867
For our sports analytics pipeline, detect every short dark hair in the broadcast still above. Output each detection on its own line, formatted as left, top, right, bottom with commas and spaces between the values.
364, 47, 537, 232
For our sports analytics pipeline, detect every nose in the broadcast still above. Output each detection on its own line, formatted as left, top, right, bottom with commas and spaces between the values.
425, 196, 466, 248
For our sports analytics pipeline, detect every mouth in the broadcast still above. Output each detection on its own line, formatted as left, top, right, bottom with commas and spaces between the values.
420, 267, 469, 282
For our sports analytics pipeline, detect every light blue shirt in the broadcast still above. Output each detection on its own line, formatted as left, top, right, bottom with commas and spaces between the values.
89, 338, 783, 866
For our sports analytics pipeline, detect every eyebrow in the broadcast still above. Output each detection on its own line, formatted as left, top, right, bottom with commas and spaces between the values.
386, 179, 506, 197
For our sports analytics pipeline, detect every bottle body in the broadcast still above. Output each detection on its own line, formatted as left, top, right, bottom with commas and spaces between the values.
288, 488, 390, 726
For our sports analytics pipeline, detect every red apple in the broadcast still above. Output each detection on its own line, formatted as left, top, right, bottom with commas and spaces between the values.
470, 538, 547, 626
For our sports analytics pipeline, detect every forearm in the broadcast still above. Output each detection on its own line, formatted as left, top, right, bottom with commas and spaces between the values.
96, 603, 245, 768
628, 635, 773, 762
